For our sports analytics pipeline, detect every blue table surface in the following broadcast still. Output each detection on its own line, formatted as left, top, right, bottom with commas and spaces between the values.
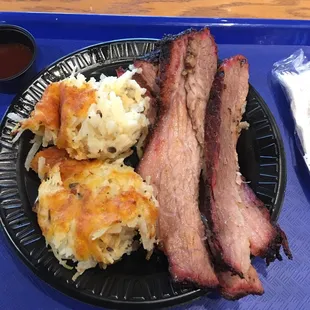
1, 12, 310, 310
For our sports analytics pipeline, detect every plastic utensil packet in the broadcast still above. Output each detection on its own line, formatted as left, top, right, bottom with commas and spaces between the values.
272, 48, 310, 171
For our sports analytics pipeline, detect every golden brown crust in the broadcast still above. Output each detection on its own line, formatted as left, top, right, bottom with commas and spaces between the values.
20, 83, 60, 134
56, 82, 96, 151
34, 147, 158, 264
31, 146, 69, 173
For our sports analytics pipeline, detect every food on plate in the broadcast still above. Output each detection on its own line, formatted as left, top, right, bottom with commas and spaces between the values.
9, 25, 292, 301
137, 28, 219, 287
238, 182, 292, 262
31, 147, 158, 279
203, 55, 252, 277
201, 55, 291, 297
136, 29, 291, 300
202, 55, 263, 296
116, 58, 159, 155
12, 83, 60, 146
217, 266, 264, 299
117, 56, 159, 128
13, 67, 150, 163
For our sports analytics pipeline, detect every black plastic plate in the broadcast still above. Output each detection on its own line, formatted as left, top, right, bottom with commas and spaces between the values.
0, 39, 286, 309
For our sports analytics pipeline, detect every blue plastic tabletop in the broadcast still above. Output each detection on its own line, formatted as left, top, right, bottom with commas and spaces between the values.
0, 12, 310, 310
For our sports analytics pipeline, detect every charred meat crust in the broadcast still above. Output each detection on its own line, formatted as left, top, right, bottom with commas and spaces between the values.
219, 266, 264, 300
139, 48, 160, 64
264, 218, 292, 262
265, 225, 293, 264
201, 59, 234, 272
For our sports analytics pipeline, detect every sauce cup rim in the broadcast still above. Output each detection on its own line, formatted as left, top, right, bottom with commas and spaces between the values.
0, 24, 37, 82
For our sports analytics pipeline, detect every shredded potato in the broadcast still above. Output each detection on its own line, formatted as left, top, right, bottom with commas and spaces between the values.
32, 147, 158, 280
12, 68, 150, 163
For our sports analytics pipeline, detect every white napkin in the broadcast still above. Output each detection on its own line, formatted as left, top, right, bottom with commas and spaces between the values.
273, 49, 310, 170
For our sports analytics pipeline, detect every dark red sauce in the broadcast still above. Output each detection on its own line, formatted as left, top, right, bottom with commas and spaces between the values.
0, 43, 33, 79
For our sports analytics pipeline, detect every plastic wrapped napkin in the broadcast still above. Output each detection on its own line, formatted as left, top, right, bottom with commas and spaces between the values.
272, 49, 310, 171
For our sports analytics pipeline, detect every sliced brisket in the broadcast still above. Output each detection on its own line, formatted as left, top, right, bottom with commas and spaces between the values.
184, 30, 217, 146
218, 266, 264, 300
137, 28, 218, 287
133, 59, 160, 97
203, 55, 252, 277
116, 60, 159, 126
203, 54, 291, 289
239, 182, 292, 263
132, 60, 159, 126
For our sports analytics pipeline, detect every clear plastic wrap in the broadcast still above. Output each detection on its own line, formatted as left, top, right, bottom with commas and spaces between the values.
272, 49, 310, 171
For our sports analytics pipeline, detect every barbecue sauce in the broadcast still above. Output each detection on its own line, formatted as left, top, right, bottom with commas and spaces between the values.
0, 43, 33, 79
